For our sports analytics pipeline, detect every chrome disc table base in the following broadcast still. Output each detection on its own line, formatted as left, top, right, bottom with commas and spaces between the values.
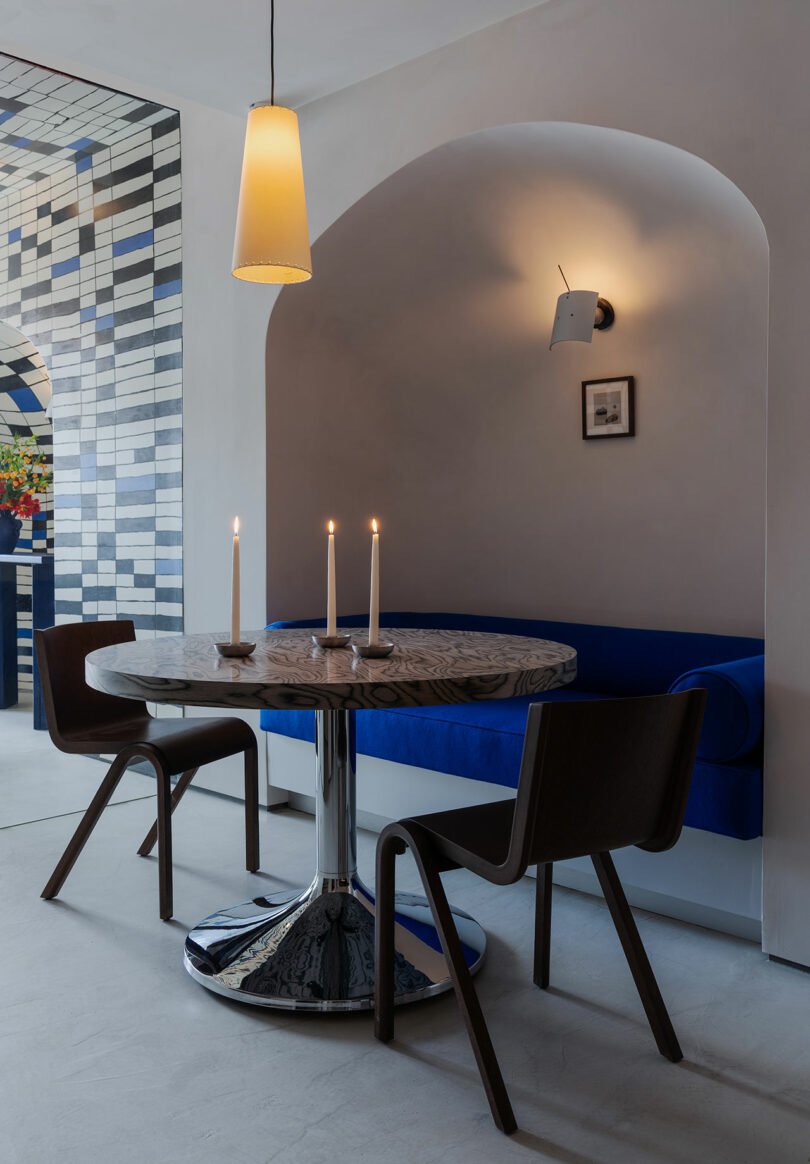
183, 707, 486, 1011
184, 873, 486, 1011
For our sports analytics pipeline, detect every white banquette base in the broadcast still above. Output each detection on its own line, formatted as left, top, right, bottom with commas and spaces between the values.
267, 732, 762, 944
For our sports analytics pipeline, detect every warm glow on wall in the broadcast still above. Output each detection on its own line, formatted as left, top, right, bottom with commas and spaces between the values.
232, 102, 312, 284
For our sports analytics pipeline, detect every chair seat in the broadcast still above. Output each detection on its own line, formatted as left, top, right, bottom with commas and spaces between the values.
62, 715, 255, 776
407, 799, 516, 877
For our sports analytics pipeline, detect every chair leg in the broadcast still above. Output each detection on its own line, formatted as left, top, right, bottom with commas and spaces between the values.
591, 851, 682, 1063
137, 767, 198, 857
374, 831, 404, 1045
41, 753, 130, 901
244, 744, 260, 873
155, 763, 174, 921
411, 833, 517, 1135
534, 861, 553, 989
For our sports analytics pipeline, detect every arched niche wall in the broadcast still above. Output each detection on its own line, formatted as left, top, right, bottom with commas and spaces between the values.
0, 319, 52, 431
267, 122, 767, 636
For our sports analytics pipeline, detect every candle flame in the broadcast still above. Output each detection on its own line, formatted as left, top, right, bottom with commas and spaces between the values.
328, 520, 334, 534
233, 516, 240, 535
371, 518, 378, 534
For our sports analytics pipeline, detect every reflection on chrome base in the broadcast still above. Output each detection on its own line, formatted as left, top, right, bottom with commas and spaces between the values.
183, 873, 486, 1012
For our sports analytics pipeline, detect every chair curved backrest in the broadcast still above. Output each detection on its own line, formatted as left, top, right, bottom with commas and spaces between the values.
34, 619, 149, 749
503, 690, 706, 879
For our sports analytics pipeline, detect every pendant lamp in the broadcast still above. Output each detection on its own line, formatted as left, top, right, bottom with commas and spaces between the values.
232, 0, 312, 284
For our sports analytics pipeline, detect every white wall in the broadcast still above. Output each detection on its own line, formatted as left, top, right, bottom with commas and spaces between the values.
270, 733, 763, 940
284, 0, 810, 966
172, 99, 281, 797
266, 122, 767, 636
11, 0, 810, 962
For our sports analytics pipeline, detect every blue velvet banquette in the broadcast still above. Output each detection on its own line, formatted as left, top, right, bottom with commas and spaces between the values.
260, 613, 765, 842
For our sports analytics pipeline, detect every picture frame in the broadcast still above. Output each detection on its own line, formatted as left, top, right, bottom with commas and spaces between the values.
582, 376, 635, 440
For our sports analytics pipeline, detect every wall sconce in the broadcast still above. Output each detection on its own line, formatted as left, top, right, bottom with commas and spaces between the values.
550, 266, 614, 349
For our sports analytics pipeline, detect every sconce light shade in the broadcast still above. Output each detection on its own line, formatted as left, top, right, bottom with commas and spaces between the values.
550, 290, 599, 347
232, 102, 312, 284
550, 290, 615, 349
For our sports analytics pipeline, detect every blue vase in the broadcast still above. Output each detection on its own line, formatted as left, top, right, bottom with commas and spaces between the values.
0, 510, 22, 554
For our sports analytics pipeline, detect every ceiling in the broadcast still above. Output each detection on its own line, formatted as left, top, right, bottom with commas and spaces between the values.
0, 1, 544, 115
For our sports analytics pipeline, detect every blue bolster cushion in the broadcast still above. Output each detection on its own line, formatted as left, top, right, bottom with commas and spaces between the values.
668, 654, 764, 762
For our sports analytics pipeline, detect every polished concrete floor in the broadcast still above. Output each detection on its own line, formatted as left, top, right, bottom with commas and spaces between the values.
3, 702, 810, 1164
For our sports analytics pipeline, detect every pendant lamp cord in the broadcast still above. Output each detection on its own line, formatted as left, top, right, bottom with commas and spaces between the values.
270, 0, 275, 105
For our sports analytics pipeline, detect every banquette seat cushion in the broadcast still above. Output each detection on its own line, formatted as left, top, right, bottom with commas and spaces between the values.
260, 613, 764, 841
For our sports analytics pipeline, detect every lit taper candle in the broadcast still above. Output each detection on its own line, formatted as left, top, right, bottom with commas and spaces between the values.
369, 518, 380, 646
326, 520, 337, 636
231, 516, 240, 644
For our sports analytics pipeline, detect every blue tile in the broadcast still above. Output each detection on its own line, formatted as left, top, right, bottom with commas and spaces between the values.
55, 601, 82, 616
80, 453, 97, 467
0, 111, 15, 126
154, 279, 181, 300
155, 559, 182, 575
115, 491, 156, 508
8, 385, 44, 412
75, 155, 92, 174
69, 137, 95, 151
7, 226, 20, 243
112, 229, 153, 258
11, 137, 32, 148
54, 494, 83, 508
51, 255, 80, 279
95, 313, 114, 331
80, 305, 96, 322
117, 475, 156, 493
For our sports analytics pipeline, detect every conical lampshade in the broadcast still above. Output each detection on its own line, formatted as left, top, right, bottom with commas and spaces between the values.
232, 102, 312, 284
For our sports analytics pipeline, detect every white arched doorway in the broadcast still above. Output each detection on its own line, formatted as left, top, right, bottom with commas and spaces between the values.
263, 121, 768, 938
266, 121, 768, 636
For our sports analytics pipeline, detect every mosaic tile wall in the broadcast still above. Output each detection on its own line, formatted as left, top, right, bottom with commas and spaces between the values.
0, 54, 183, 688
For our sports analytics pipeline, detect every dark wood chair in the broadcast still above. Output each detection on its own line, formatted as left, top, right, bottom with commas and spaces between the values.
374, 689, 707, 1134
35, 619, 261, 920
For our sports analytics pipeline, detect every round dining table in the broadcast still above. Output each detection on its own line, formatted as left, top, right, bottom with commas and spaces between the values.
86, 626, 577, 1012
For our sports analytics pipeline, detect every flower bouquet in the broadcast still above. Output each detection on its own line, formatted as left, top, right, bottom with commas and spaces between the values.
0, 435, 53, 552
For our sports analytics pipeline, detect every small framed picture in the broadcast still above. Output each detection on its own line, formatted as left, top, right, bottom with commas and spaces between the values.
582, 376, 635, 440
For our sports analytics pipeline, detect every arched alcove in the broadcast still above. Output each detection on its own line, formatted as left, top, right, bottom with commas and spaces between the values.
0, 320, 52, 690
267, 122, 768, 638
0, 320, 51, 432
0, 319, 52, 547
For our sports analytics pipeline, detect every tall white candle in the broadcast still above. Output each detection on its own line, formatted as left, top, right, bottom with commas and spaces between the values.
231, 516, 240, 644
369, 518, 380, 646
326, 520, 337, 636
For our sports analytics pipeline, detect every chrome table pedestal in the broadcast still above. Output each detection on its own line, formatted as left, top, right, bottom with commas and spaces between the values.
184, 709, 486, 1011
